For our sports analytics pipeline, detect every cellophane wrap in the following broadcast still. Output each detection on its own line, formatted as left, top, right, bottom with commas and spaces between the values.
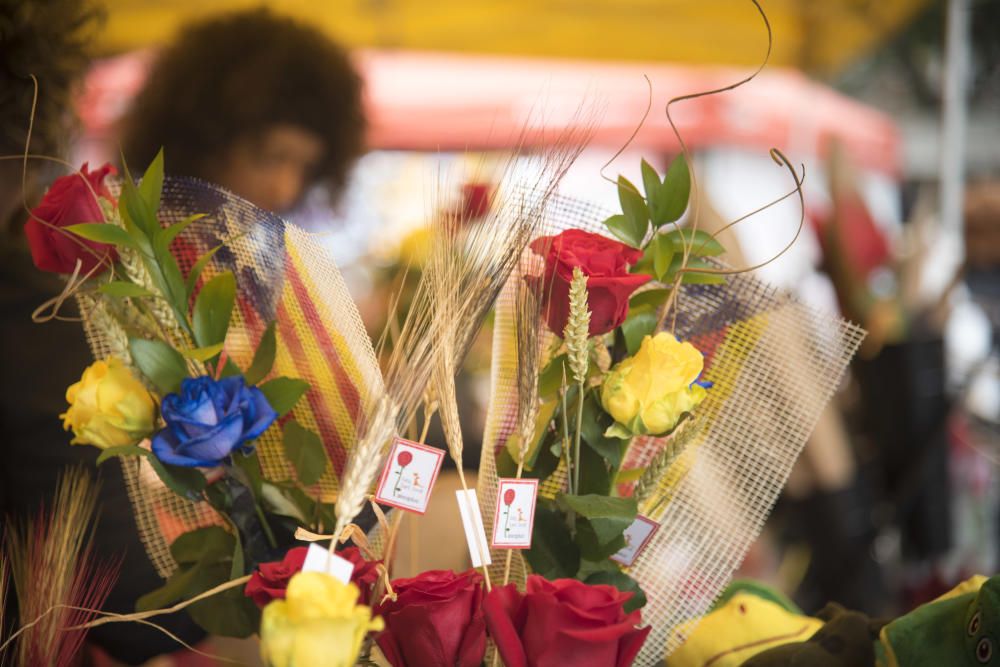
79, 177, 383, 578
476, 193, 865, 662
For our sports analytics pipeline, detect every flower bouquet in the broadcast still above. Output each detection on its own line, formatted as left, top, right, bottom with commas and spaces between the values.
9, 128, 863, 666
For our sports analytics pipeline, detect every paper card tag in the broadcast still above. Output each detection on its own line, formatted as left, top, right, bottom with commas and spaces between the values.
374, 437, 446, 514
455, 489, 493, 567
491, 478, 539, 549
301, 543, 355, 584
610, 515, 660, 566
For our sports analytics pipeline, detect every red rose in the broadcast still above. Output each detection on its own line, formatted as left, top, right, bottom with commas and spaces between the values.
530, 229, 650, 337
23, 162, 118, 274
339, 546, 383, 605
244, 546, 383, 608
484, 575, 650, 667
244, 546, 308, 608
376, 569, 486, 667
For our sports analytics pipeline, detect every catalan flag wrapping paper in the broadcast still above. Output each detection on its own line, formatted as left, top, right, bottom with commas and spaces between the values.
80, 177, 383, 578
475, 193, 865, 663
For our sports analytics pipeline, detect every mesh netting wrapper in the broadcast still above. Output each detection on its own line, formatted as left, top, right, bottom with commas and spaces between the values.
476, 194, 865, 664
79, 177, 384, 578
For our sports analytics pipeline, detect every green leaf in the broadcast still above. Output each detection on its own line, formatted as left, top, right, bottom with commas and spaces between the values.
640, 159, 661, 203
620, 305, 657, 356
604, 422, 634, 440
187, 575, 260, 638
169, 526, 236, 565
557, 494, 638, 524
629, 288, 670, 311
230, 529, 245, 580
129, 338, 188, 395
524, 505, 580, 579
652, 154, 690, 227
95, 444, 148, 465
193, 272, 236, 349
538, 354, 568, 399
185, 245, 222, 296
231, 451, 264, 497
147, 457, 207, 500
602, 214, 642, 249
260, 482, 310, 524
579, 394, 625, 470
138, 148, 165, 215
119, 163, 158, 239
577, 438, 614, 497
97, 281, 156, 298
135, 562, 204, 611
575, 518, 627, 560
219, 357, 243, 378
156, 213, 205, 253
668, 255, 726, 285
259, 377, 310, 417
244, 321, 277, 386
179, 343, 225, 362
585, 571, 648, 612
66, 223, 136, 248
650, 233, 675, 282
560, 494, 637, 561
283, 420, 327, 486
617, 175, 649, 248
663, 229, 725, 257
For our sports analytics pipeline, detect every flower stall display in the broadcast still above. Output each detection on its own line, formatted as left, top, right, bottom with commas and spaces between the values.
5, 108, 864, 664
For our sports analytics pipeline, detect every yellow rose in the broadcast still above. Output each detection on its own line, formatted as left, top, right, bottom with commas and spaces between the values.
260, 571, 384, 667
61, 357, 156, 449
600, 332, 707, 437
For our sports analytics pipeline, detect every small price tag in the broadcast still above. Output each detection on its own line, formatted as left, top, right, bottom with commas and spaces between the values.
491, 478, 538, 549
610, 515, 660, 566
374, 438, 446, 514
301, 543, 355, 584
455, 489, 492, 567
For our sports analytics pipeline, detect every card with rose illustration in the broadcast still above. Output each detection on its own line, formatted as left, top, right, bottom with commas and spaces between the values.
610, 515, 660, 566
491, 478, 539, 549
374, 437, 445, 514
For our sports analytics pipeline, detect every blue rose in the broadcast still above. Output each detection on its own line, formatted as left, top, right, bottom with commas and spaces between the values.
152, 376, 277, 467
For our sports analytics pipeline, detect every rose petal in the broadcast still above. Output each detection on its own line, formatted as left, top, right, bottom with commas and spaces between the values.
173, 413, 244, 463
483, 585, 529, 667
151, 429, 217, 467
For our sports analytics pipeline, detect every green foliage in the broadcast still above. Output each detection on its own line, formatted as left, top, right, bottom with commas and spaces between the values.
524, 504, 581, 579
137, 525, 259, 638
66, 223, 137, 248
96, 281, 156, 298
95, 442, 206, 500
244, 321, 277, 386
620, 303, 658, 357
603, 176, 650, 248
282, 420, 327, 486
185, 245, 222, 296
129, 337, 188, 395
259, 377, 310, 416
650, 154, 691, 227
192, 271, 236, 350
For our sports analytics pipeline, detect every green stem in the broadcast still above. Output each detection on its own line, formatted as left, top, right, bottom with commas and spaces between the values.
254, 501, 278, 549
573, 384, 585, 495
560, 383, 572, 495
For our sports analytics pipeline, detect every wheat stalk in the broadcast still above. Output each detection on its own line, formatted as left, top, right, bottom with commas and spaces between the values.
633, 417, 703, 508
4, 467, 118, 666
564, 267, 590, 385
335, 120, 592, 546
514, 277, 543, 473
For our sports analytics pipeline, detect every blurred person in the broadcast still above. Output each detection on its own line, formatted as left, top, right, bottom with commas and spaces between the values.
0, 1, 210, 664
119, 8, 365, 215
